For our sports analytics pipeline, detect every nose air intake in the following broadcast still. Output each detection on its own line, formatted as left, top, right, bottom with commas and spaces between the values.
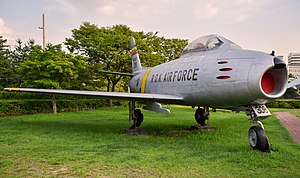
260, 57, 287, 98
261, 72, 275, 94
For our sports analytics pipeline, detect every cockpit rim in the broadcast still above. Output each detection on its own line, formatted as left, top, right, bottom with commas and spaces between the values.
181, 34, 242, 56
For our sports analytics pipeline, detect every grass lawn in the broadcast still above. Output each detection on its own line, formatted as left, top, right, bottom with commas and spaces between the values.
291, 111, 300, 118
0, 106, 299, 177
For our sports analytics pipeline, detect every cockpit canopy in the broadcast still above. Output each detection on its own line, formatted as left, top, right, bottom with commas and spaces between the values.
181, 34, 242, 56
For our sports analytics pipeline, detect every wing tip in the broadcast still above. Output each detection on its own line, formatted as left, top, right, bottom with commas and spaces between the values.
4, 88, 20, 91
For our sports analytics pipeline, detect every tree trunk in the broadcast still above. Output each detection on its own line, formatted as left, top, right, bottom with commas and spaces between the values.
106, 77, 113, 107
106, 77, 111, 92
52, 95, 57, 114
111, 76, 122, 92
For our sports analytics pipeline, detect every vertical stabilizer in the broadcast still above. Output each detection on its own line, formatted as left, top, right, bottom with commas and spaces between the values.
130, 37, 142, 73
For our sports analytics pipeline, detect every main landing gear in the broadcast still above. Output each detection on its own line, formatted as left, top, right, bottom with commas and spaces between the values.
129, 101, 144, 129
246, 105, 271, 152
194, 107, 209, 126
194, 105, 271, 152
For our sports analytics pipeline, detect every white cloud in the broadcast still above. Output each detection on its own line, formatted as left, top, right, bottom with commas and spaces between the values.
60, 0, 173, 19
191, 0, 271, 24
44, 0, 77, 15
226, 0, 271, 24
228, 11, 251, 24
0, 17, 14, 40
193, 2, 219, 19
232, 0, 254, 5
97, 4, 117, 17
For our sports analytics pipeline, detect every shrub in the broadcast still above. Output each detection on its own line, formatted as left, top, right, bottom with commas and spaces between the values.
0, 91, 126, 116
266, 100, 300, 109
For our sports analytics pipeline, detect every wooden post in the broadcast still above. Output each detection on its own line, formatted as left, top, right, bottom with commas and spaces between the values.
52, 95, 57, 114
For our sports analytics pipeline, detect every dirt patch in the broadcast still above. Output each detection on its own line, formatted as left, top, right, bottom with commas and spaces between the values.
125, 128, 149, 136
190, 125, 215, 131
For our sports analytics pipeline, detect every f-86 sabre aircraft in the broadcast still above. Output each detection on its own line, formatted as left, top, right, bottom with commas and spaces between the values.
5, 34, 298, 151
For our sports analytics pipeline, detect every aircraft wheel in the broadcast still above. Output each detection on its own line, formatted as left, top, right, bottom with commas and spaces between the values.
134, 109, 144, 127
248, 126, 269, 152
195, 108, 205, 126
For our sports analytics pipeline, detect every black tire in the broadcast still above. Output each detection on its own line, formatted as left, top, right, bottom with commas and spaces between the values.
248, 126, 269, 152
134, 109, 143, 127
195, 108, 205, 126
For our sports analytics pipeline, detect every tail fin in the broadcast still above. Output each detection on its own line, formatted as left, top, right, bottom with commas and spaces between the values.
130, 37, 142, 73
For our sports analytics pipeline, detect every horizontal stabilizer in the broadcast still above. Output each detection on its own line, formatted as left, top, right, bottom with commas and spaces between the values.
98, 70, 133, 77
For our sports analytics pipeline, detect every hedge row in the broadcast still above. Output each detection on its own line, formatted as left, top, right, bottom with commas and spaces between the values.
0, 91, 98, 100
0, 99, 110, 116
266, 100, 300, 109
0, 91, 129, 116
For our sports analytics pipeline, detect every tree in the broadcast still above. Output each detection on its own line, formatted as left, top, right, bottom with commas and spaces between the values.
18, 44, 88, 90
0, 36, 15, 88
65, 23, 188, 95
288, 73, 294, 78
65, 23, 131, 94
11, 38, 36, 63
18, 43, 89, 114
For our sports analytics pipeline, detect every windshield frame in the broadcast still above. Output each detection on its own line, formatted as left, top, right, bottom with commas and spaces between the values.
181, 35, 242, 56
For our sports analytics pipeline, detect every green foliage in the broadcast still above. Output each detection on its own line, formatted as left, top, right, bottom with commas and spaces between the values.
65, 23, 187, 92
267, 100, 300, 109
0, 107, 299, 177
0, 99, 108, 116
1, 24, 187, 94
0, 36, 16, 88
288, 73, 294, 78
18, 44, 88, 89
65, 23, 132, 92
0, 91, 112, 116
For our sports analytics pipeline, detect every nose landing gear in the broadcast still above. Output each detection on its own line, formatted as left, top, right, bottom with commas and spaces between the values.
248, 123, 269, 152
247, 105, 271, 152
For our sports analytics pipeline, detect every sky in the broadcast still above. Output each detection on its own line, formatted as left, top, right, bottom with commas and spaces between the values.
0, 0, 299, 61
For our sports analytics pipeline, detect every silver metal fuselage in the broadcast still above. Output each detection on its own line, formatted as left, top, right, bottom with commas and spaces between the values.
129, 48, 288, 108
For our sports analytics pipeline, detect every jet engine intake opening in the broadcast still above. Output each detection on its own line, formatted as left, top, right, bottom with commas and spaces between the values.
260, 67, 287, 98
261, 72, 274, 94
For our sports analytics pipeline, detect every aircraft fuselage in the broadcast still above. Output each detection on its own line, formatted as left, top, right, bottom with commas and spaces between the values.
129, 49, 287, 108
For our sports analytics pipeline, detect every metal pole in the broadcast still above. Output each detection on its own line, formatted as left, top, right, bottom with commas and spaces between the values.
42, 14, 46, 49
39, 14, 46, 49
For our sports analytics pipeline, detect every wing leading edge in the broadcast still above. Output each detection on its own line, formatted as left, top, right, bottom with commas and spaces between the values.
4, 88, 184, 104
287, 78, 300, 89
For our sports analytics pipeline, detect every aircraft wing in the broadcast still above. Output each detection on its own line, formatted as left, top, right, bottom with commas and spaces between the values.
287, 78, 300, 88
3, 88, 184, 103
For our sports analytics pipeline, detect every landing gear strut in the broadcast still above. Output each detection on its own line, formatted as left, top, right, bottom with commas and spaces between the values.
195, 107, 209, 126
129, 101, 144, 129
246, 105, 270, 152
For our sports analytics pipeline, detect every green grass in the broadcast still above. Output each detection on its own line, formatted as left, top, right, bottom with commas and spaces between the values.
0, 106, 300, 177
269, 108, 300, 119
291, 111, 300, 118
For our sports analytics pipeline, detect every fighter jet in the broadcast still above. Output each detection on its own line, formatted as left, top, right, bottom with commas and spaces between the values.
4, 34, 299, 151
